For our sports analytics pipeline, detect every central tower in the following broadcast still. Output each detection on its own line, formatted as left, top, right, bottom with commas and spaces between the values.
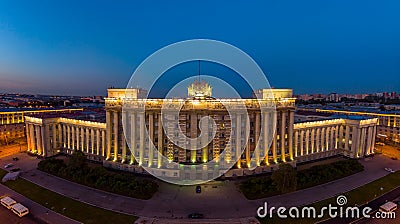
187, 79, 212, 99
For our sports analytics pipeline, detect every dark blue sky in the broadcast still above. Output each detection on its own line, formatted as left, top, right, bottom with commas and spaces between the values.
0, 0, 399, 96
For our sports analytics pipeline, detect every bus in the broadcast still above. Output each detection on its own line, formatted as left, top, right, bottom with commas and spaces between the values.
0, 196, 17, 209
379, 201, 397, 213
11, 203, 29, 217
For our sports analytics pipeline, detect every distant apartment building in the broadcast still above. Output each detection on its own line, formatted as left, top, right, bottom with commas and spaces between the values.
328, 93, 339, 102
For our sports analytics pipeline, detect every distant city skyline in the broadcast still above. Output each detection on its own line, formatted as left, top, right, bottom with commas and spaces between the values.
1, 1, 399, 96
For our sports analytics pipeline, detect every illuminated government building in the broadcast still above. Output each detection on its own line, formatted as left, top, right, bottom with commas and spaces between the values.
24, 80, 378, 179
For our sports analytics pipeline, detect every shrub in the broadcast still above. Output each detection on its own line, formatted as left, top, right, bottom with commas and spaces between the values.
37, 152, 158, 200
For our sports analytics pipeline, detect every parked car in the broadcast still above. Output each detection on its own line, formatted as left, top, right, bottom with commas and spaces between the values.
196, 186, 201, 193
12, 157, 19, 161
379, 201, 397, 214
384, 168, 395, 173
4, 163, 13, 169
188, 213, 204, 219
11, 203, 29, 217
1, 196, 17, 209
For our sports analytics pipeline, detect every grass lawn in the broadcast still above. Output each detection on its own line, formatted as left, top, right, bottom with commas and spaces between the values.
0, 169, 138, 224
259, 171, 400, 224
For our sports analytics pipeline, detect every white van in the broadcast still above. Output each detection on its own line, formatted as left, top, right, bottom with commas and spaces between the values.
0, 196, 17, 209
379, 201, 397, 213
11, 203, 29, 217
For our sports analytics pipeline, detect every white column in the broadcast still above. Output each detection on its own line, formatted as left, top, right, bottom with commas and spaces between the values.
280, 111, 286, 162
76, 126, 81, 151
96, 129, 100, 155
25, 124, 31, 151
190, 113, 197, 163
360, 127, 367, 157
91, 128, 95, 154
58, 124, 62, 149
113, 111, 119, 161
101, 130, 106, 157
245, 114, 250, 167
202, 113, 209, 163
345, 126, 350, 153
139, 112, 145, 165
336, 125, 343, 149
62, 125, 66, 148
300, 130, 304, 156
35, 125, 41, 154
131, 112, 136, 164
82, 127, 90, 153
327, 127, 331, 150
41, 125, 46, 156
272, 111, 278, 163
72, 126, 75, 150
30, 124, 36, 150
311, 129, 315, 153
366, 126, 373, 155
106, 110, 112, 159
262, 111, 270, 165
288, 110, 294, 160
371, 126, 377, 153
236, 113, 242, 167
305, 129, 309, 155
294, 130, 298, 157
147, 113, 154, 166
157, 113, 163, 167
321, 128, 325, 152
350, 126, 358, 157
254, 112, 261, 165
315, 128, 320, 153
52, 124, 57, 149
81, 127, 85, 151
67, 125, 71, 149
121, 111, 128, 163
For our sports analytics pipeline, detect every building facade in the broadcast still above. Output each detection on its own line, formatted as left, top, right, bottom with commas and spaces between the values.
0, 109, 84, 145
25, 83, 378, 179
313, 109, 400, 146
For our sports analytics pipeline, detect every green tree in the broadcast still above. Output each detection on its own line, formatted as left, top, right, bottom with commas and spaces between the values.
271, 163, 297, 194
68, 150, 88, 170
